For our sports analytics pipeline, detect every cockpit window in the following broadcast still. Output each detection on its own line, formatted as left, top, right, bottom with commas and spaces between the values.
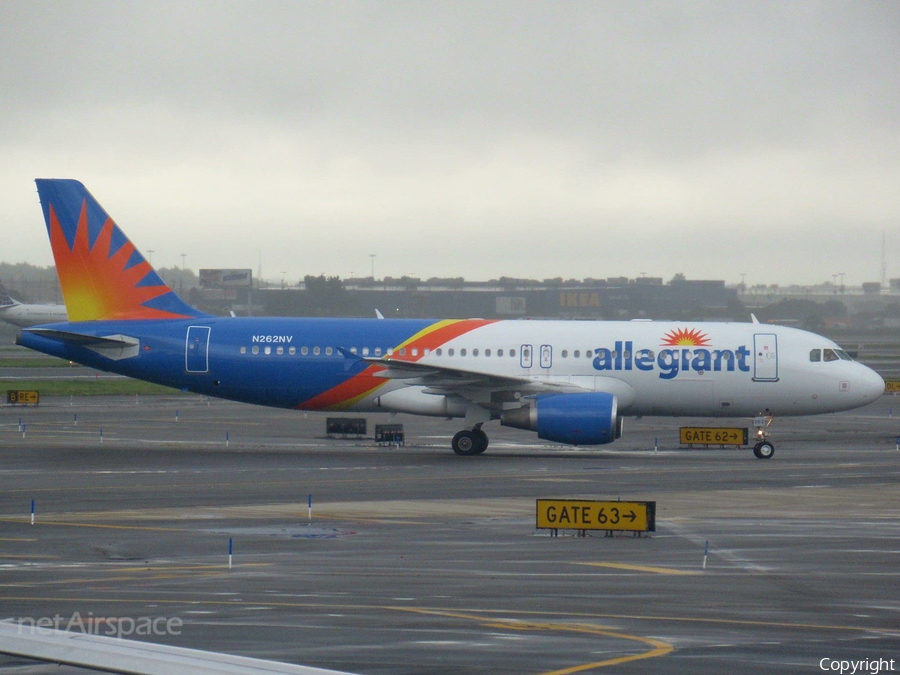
809, 349, 821, 362
823, 348, 839, 362
835, 349, 853, 361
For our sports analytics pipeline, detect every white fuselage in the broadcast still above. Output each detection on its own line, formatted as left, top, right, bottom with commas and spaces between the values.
357, 320, 884, 418
0, 302, 68, 328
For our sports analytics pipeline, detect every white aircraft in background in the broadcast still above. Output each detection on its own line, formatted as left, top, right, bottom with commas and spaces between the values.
0, 280, 67, 328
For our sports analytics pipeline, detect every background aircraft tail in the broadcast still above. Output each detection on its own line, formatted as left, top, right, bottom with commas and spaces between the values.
0, 280, 16, 308
35, 179, 207, 322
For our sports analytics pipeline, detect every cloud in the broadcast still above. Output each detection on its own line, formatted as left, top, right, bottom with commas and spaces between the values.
1, 1, 898, 284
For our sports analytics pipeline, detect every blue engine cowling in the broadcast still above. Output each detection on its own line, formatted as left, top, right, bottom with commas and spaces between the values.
500, 392, 619, 445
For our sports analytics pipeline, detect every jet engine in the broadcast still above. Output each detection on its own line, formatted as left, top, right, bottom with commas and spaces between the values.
500, 392, 620, 445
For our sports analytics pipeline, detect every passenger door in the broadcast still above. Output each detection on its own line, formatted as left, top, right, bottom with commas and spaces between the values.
185, 326, 211, 373
753, 333, 778, 382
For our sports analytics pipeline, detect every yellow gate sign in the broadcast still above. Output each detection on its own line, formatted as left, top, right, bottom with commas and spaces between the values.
7, 390, 39, 405
679, 427, 747, 446
884, 379, 900, 393
536, 499, 655, 532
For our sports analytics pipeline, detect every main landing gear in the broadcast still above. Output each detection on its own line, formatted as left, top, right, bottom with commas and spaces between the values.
451, 423, 489, 456
752, 414, 775, 459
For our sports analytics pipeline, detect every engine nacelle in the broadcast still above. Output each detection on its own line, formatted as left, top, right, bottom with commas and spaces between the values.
500, 392, 619, 445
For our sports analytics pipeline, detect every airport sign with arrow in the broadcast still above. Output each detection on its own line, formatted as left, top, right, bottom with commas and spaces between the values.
536, 499, 656, 533
679, 427, 748, 446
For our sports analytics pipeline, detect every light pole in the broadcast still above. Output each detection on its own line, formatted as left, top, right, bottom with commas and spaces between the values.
147, 249, 154, 266
369, 254, 376, 280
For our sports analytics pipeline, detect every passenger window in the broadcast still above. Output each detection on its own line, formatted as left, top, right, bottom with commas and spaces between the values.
574, 350, 580, 358
412, 348, 419, 356
289, 346, 296, 355
485, 349, 491, 357
424, 348, 430, 356
252, 346, 259, 354
497, 349, 503, 357
264, 346, 271, 355
510, 349, 516, 357
436, 348, 443, 356
325, 347, 333, 356
301, 346, 309, 355
240, 346, 247, 354
823, 348, 838, 362
375, 347, 382, 356
809, 349, 821, 362
561, 350, 568, 358
313, 346, 321, 355
448, 348, 455, 356
473, 349, 479, 357
460, 348, 467, 357
399, 348, 406, 356
277, 346, 284, 355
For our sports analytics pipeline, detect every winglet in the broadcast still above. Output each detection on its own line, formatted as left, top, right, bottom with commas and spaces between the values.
34, 179, 209, 322
750, 313, 760, 324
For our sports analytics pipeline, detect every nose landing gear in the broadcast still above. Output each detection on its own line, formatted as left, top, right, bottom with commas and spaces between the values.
752, 415, 775, 459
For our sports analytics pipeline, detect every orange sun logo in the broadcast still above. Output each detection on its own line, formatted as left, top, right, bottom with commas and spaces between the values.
49, 201, 189, 322
660, 327, 711, 347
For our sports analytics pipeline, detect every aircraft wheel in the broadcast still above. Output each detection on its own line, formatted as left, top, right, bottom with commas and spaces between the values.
452, 430, 487, 456
473, 429, 489, 455
452, 430, 479, 456
753, 441, 775, 459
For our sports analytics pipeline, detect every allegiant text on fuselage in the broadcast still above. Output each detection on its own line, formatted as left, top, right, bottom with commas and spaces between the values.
593, 341, 751, 379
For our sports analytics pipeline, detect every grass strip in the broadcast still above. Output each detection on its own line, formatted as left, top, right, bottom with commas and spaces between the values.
2, 379, 186, 397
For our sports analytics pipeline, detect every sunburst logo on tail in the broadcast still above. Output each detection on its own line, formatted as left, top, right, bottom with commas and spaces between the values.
660, 327, 711, 347
48, 202, 190, 321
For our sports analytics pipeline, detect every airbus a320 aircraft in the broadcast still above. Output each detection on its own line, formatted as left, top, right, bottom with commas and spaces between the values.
17, 179, 884, 458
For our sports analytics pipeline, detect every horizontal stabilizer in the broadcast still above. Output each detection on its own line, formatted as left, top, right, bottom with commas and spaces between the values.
24, 328, 140, 360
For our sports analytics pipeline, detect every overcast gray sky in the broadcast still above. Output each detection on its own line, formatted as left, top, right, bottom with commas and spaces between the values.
2, 1, 898, 287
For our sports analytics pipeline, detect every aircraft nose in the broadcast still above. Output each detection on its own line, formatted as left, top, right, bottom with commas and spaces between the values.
857, 365, 885, 402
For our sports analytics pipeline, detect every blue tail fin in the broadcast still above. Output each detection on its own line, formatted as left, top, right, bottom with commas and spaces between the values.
35, 179, 208, 322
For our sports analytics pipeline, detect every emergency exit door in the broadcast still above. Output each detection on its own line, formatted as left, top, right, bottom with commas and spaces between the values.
185, 326, 211, 373
753, 333, 778, 382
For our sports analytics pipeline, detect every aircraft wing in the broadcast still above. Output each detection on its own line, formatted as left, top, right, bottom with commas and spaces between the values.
0, 620, 358, 675
366, 356, 587, 404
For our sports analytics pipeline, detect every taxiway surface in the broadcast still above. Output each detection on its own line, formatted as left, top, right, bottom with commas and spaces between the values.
1, 395, 899, 674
